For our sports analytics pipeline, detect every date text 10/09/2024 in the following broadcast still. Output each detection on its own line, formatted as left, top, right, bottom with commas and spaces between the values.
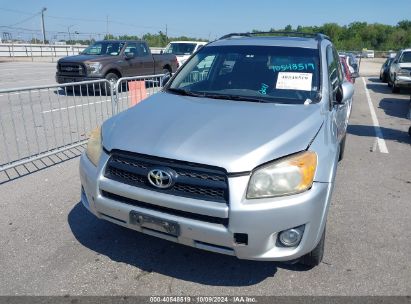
149, 296, 258, 303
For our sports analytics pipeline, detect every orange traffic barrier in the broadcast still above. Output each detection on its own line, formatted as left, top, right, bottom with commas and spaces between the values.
128, 80, 147, 106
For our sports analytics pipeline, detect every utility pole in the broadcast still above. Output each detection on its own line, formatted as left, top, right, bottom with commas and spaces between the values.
166, 24, 168, 39
41, 7, 47, 44
67, 25, 75, 43
106, 15, 109, 39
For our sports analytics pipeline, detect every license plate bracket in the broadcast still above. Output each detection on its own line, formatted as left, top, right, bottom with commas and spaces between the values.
129, 210, 180, 237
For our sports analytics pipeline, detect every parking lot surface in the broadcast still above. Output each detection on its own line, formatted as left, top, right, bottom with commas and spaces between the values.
0, 60, 410, 296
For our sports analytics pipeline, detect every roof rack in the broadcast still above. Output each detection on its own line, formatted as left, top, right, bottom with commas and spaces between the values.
219, 31, 331, 41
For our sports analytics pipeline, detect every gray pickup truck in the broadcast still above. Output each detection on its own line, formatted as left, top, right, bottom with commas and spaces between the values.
56, 40, 178, 84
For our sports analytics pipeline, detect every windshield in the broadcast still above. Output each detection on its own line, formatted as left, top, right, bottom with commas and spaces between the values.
167, 45, 321, 104
399, 51, 411, 63
82, 41, 125, 56
164, 43, 197, 55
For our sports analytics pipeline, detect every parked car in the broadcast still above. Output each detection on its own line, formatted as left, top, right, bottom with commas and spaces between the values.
80, 32, 354, 267
362, 50, 375, 58
380, 57, 394, 83
340, 55, 359, 83
56, 40, 179, 86
388, 49, 411, 93
163, 41, 207, 67
339, 52, 359, 74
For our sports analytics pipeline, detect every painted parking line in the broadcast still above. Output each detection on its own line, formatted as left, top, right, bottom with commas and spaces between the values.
0, 78, 52, 85
41, 99, 110, 113
0, 89, 52, 97
40, 93, 156, 114
361, 77, 389, 154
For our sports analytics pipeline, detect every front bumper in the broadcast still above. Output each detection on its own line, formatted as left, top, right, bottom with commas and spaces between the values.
79, 151, 333, 261
55, 74, 103, 84
395, 76, 411, 88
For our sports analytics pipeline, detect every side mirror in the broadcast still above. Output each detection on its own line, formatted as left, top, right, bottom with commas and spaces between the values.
161, 73, 171, 87
351, 72, 359, 79
125, 52, 135, 59
336, 81, 354, 104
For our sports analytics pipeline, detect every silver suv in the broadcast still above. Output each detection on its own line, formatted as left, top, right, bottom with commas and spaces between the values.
388, 48, 411, 93
80, 32, 354, 267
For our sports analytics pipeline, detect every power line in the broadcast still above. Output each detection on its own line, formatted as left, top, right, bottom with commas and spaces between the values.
9, 12, 41, 27
0, 7, 34, 15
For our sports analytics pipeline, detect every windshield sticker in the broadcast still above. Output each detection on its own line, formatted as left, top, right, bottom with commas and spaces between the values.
271, 63, 315, 72
276, 72, 313, 91
258, 83, 269, 95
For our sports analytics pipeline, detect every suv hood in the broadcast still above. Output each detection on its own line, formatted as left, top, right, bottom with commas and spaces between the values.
399, 62, 411, 68
103, 92, 324, 173
58, 54, 113, 63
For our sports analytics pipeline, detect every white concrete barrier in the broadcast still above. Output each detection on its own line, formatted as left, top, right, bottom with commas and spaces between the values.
0, 43, 165, 58
0, 43, 87, 57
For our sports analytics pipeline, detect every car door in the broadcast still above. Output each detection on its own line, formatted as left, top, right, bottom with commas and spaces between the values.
136, 42, 155, 75
123, 42, 142, 77
327, 45, 349, 142
389, 52, 401, 83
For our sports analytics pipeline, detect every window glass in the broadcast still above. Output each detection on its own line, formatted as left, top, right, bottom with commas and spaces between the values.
82, 41, 125, 56
179, 55, 216, 85
399, 51, 411, 63
164, 43, 197, 55
137, 43, 149, 56
169, 45, 320, 104
124, 43, 137, 55
327, 46, 339, 92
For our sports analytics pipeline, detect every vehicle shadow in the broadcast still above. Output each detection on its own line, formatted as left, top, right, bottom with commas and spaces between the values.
347, 124, 411, 145
0, 145, 84, 185
67, 202, 313, 286
52, 86, 108, 97
379, 97, 411, 120
367, 77, 383, 83
366, 78, 411, 95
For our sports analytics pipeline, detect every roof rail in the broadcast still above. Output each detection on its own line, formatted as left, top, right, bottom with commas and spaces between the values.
219, 31, 331, 41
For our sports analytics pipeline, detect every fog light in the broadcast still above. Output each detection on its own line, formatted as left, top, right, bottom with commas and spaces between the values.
278, 226, 304, 247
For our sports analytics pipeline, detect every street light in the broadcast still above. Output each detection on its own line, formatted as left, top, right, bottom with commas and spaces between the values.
41, 7, 47, 44
67, 25, 76, 43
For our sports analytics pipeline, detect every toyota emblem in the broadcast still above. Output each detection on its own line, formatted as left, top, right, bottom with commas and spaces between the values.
147, 168, 174, 189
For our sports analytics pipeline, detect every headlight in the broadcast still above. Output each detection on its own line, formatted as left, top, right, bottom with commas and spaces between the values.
86, 127, 102, 166
85, 62, 102, 75
247, 151, 317, 199
397, 69, 410, 76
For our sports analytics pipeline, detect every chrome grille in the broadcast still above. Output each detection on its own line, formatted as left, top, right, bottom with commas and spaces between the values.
104, 151, 229, 204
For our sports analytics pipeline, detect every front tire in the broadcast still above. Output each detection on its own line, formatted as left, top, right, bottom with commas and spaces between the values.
338, 134, 346, 162
392, 81, 400, 93
102, 72, 119, 95
299, 225, 326, 267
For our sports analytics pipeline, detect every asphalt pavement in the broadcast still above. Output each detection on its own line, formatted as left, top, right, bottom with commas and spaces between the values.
0, 62, 159, 167
0, 60, 410, 296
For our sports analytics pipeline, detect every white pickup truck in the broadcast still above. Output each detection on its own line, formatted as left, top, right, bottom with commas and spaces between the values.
163, 41, 207, 67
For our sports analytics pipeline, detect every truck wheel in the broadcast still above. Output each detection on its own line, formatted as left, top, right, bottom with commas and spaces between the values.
338, 134, 346, 162
162, 68, 171, 75
392, 82, 400, 93
102, 73, 119, 95
299, 226, 326, 267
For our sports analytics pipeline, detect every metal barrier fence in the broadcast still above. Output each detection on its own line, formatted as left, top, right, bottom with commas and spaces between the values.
0, 74, 165, 172
115, 74, 164, 113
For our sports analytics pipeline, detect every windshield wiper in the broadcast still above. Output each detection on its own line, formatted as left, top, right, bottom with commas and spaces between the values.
166, 88, 205, 97
202, 93, 265, 103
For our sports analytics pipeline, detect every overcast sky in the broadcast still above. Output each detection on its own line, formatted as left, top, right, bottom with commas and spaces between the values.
0, 0, 410, 40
